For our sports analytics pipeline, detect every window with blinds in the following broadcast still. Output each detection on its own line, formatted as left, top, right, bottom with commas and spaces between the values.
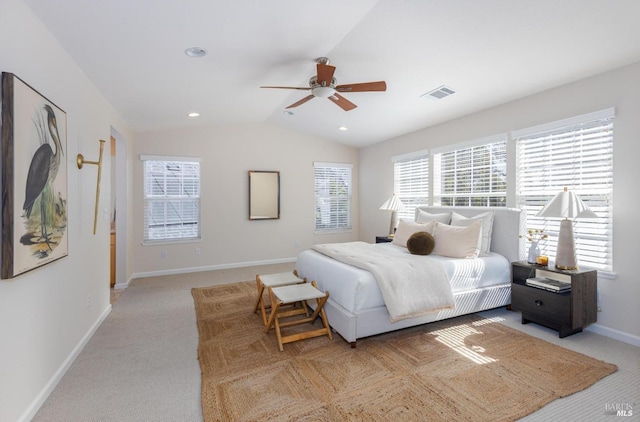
393, 152, 429, 220
433, 137, 507, 207
314, 162, 352, 232
515, 110, 614, 272
142, 156, 201, 243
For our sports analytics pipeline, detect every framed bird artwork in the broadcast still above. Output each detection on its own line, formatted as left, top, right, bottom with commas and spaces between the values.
1, 73, 68, 279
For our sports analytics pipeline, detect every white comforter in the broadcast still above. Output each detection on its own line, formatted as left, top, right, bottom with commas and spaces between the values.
311, 242, 454, 322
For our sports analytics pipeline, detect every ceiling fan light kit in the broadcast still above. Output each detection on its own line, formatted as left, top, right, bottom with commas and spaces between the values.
261, 57, 386, 111
312, 86, 335, 98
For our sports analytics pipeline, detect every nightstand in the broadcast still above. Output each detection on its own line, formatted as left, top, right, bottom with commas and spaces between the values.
375, 236, 393, 243
510, 261, 597, 338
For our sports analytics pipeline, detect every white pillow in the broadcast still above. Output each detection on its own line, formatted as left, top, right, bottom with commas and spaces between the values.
432, 221, 482, 258
416, 210, 451, 224
450, 211, 495, 256
392, 220, 436, 248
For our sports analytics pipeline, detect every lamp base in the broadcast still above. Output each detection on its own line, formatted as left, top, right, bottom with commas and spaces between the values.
388, 211, 398, 237
555, 264, 578, 271
554, 219, 578, 270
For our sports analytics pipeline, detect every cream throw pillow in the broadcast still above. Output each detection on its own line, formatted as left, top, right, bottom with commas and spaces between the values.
450, 211, 495, 256
392, 220, 436, 248
416, 210, 451, 225
432, 221, 482, 258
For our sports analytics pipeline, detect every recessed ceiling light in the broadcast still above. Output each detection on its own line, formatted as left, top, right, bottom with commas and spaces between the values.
283, 110, 294, 116
187, 112, 200, 117
185, 47, 206, 58
338, 126, 348, 131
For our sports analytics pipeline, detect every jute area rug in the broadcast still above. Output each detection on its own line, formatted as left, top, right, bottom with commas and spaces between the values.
192, 281, 617, 421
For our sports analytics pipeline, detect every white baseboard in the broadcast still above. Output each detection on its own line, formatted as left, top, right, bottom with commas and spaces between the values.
129, 256, 297, 281
114, 280, 130, 290
586, 323, 640, 347
18, 304, 112, 422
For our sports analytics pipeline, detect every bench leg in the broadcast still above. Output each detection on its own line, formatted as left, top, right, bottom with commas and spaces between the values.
253, 275, 262, 313
274, 309, 284, 352
264, 287, 281, 334
317, 296, 333, 340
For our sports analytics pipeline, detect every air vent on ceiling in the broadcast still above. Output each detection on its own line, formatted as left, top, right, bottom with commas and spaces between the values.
421, 85, 456, 100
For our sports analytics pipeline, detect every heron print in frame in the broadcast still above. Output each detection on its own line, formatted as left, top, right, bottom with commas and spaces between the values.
1, 73, 68, 279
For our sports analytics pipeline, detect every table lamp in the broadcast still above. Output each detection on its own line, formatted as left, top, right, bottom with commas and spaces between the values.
379, 194, 405, 237
536, 187, 598, 270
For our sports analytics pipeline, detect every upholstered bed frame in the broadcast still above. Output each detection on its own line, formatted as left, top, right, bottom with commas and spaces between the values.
300, 206, 525, 347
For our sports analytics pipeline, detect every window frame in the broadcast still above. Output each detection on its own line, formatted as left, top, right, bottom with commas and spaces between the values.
314, 162, 353, 234
432, 135, 507, 207
514, 109, 614, 273
141, 155, 201, 245
390, 109, 614, 275
392, 150, 430, 221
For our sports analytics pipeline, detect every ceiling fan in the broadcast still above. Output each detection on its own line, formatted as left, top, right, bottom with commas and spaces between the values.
260, 57, 386, 111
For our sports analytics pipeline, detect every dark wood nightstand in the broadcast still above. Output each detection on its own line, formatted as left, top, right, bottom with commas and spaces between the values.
510, 261, 597, 338
375, 236, 393, 243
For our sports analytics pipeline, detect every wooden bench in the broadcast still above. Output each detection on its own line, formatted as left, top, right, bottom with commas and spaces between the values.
254, 271, 305, 326
264, 281, 332, 351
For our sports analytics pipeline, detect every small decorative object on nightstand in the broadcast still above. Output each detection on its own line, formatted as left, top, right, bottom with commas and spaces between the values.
535, 255, 549, 266
527, 241, 540, 264
510, 261, 597, 338
521, 228, 547, 264
375, 236, 393, 243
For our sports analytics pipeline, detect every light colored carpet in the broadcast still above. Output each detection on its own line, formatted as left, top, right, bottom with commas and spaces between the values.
193, 281, 617, 421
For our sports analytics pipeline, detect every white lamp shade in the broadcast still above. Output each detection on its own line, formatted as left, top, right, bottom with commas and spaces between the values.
536, 187, 597, 270
379, 195, 405, 211
380, 194, 405, 236
536, 187, 598, 219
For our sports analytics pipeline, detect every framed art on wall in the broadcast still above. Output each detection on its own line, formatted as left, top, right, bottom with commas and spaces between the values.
1, 72, 68, 279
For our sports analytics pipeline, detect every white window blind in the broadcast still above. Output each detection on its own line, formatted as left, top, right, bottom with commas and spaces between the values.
433, 137, 507, 206
142, 156, 201, 243
314, 162, 352, 232
393, 152, 429, 220
515, 111, 614, 271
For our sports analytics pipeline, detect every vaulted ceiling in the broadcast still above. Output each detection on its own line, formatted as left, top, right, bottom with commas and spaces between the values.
23, 0, 640, 147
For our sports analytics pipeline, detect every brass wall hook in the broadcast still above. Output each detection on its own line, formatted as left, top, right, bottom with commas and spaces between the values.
77, 139, 105, 234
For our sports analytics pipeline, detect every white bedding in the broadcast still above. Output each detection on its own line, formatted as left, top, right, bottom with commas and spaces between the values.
296, 242, 510, 315
311, 241, 453, 322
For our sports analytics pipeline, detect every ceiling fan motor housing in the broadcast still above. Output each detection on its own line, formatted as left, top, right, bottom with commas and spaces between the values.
309, 75, 337, 97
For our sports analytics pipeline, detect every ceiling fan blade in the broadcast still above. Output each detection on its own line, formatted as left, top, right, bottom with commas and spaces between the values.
286, 95, 315, 109
328, 93, 357, 111
260, 85, 311, 90
316, 63, 336, 86
336, 81, 387, 92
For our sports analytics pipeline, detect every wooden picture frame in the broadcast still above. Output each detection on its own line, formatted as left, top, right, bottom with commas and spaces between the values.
1, 73, 68, 279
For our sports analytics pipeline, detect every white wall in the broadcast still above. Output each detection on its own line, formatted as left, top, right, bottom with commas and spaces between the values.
359, 62, 640, 343
0, 1, 133, 421
131, 123, 359, 277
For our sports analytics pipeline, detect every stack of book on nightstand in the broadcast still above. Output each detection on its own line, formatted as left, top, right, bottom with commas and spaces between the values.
525, 277, 571, 293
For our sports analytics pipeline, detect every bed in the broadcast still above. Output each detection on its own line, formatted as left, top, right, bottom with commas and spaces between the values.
295, 206, 525, 347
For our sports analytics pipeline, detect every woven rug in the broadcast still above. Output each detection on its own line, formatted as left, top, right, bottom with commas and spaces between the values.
192, 281, 617, 422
